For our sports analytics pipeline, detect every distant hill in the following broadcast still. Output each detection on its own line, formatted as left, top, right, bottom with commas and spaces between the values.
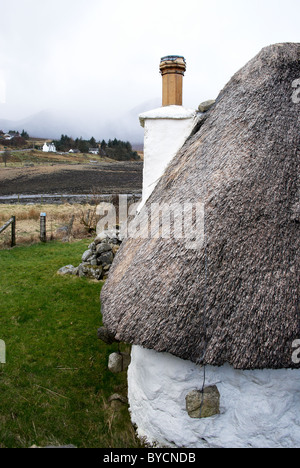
0, 98, 160, 145
0, 111, 81, 140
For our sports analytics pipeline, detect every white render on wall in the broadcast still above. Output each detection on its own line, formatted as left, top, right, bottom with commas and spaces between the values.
128, 345, 300, 448
139, 105, 198, 205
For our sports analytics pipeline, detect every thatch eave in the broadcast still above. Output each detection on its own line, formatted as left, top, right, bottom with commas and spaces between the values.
101, 43, 300, 370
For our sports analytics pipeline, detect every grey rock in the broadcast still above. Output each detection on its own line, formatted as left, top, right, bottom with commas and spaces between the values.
88, 242, 96, 251
78, 263, 103, 280
186, 386, 220, 419
81, 249, 93, 262
78, 262, 88, 277
97, 251, 114, 265
108, 352, 131, 373
108, 353, 123, 373
198, 99, 216, 113
96, 243, 112, 255
57, 265, 77, 276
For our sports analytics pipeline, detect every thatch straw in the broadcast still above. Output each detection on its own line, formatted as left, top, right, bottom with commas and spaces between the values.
101, 43, 300, 370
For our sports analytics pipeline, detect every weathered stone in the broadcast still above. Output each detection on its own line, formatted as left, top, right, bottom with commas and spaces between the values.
198, 99, 215, 113
88, 242, 96, 251
57, 265, 77, 276
78, 262, 87, 277
97, 251, 114, 265
97, 326, 119, 344
186, 386, 220, 419
108, 353, 123, 373
108, 352, 131, 373
96, 243, 112, 255
78, 263, 103, 280
81, 249, 93, 262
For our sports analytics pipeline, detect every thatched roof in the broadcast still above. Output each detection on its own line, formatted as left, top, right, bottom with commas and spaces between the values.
101, 43, 300, 370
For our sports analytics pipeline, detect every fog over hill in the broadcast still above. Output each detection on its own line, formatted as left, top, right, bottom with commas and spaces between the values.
0, 99, 160, 144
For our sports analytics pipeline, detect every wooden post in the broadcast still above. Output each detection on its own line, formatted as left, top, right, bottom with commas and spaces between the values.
40, 212, 47, 243
0, 216, 16, 247
11, 216, 16, 247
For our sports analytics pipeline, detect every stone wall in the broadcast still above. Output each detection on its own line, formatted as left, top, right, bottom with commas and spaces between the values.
57, 228, 122, 281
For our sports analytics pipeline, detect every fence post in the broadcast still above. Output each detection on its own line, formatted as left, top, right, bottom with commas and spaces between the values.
11, 216, 16, 247
40, 212, 47, 243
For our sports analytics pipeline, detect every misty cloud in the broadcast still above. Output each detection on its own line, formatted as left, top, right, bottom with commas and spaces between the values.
0, 0, 299, 141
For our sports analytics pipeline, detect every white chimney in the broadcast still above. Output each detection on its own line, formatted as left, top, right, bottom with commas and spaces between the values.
139, 56, 197, 205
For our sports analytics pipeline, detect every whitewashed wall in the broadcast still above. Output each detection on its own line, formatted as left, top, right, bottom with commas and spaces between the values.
139, 105, 197, 206
128, 346, 300, 448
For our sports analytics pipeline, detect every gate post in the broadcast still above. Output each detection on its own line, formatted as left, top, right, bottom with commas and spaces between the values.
40, 212, 47, 243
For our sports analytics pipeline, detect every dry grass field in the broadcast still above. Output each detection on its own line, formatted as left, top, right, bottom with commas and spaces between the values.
0, 203, 97, 248
0, 148, 143, 167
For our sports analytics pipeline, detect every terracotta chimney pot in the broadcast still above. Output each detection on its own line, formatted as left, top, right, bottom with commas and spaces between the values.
159, 55, 186, 106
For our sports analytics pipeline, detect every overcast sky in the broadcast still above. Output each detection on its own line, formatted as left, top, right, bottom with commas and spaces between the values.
0, 0, 299, 140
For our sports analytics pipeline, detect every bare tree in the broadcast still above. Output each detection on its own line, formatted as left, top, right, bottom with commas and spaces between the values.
2, 149, 11, 167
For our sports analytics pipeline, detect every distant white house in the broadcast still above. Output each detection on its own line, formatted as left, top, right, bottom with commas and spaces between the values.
89, 148, 99, 155
43, 142, 56, 152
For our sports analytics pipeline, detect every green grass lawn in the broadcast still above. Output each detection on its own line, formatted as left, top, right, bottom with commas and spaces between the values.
0, 240, 141, 448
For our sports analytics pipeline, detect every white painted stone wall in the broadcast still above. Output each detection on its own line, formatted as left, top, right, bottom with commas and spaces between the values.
139, 105, 197, 206
128, 346, 300, 448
